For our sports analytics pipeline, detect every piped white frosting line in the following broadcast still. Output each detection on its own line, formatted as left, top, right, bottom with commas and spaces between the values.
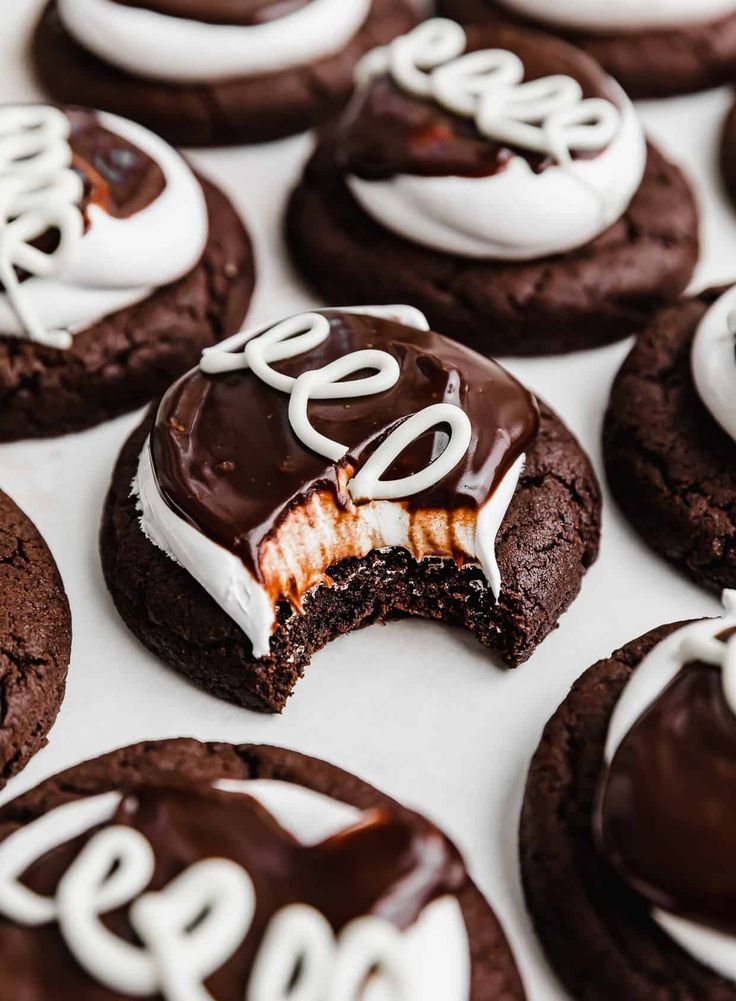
0, 106, 85, 349
57, 0, 371, 83
0, 111, 208, 340
603, 591, 736, 982
347, 84, 646, 261
0, 778, 470, 1001
496, 0, 736, 33
691, 284, 736, 445
202, 307, 474, 503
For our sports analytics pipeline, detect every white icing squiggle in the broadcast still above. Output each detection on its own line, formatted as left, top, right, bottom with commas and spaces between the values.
0, 779, 470, 1001
691, 284, 736, 445
0, 106, 83, 349
134, 306, 525, 657
201, 310, 473, 503
57, 0, 371, 84
0, 108, 208, 348
357, 19, 619, 164
496, 0, 736, 34
604, 589, 736, 982
348, 19, 647, 260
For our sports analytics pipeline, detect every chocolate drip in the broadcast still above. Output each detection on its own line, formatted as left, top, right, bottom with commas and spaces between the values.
151, 311, 539, 583
2, 783, 464, 998
111, 0, 312, 26
595, 647, 736, 935
68, 109, 166, 221
336, 25, 619, 180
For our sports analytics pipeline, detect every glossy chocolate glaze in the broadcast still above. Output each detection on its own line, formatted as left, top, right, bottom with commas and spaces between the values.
151, 311, 539, 583
112, 0, 312, 26
2, 782, 464, 997
68, 109, 166, 220
595, 636, 736, 935
336, 25, 620, 180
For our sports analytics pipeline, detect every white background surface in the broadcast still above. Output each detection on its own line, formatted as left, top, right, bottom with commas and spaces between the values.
0, 4, 731, 998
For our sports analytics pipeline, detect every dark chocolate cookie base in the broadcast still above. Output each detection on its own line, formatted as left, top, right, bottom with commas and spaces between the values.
603, 287, 736, 592
32, 0, 418, 147
0, 491, 71, 786
438, 0, 736, 99
0, 737, 526, 1001
519, 621, 736, 1000
100, 401, 601, 713
286, 141, 698, 357
0, 175, 254, 442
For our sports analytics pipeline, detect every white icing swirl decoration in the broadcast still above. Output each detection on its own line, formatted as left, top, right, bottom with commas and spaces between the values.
0, 106, 83, 349
691, 284, 736, 445
0, 105, 208, 350
0, 779, 471, 1001
496, 0, 736, 34
348, 19, 647, 260
57, 0, 371, 84
604, 589, 736, 982
200, 310, 473, 503
357, 18, 619, 165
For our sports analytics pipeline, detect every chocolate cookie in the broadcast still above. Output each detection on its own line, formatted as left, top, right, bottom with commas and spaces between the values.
100, 307, 601, 713
0, 737, 526, 1000
32, 0, 418, 147
286, 21, 698, 357
603, 287, 736, 593
438, 0, 736, 99
0, 490, 71, 786
0, 105, 254, 442
520, 598, 736, 999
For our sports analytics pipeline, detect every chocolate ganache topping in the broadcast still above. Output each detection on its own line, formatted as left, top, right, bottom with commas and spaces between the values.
595, 626, 736, 936
0, 782, 464, 997
111, 0, 313, 25
336, 24, 621, 180
150, 310, 539, 599
68, 109, 166, 222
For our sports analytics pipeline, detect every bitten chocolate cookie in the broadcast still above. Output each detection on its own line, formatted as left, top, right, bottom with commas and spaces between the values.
101, 305, 601, 712
604, 286, 736, 592
32, 0, 418, 147
0, 104, 254, 442
286, 19, 698, 357
520, 593, 736, 999
438, 0, 736, 99
0, 737, 526, 999
0, 490, 71, 786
